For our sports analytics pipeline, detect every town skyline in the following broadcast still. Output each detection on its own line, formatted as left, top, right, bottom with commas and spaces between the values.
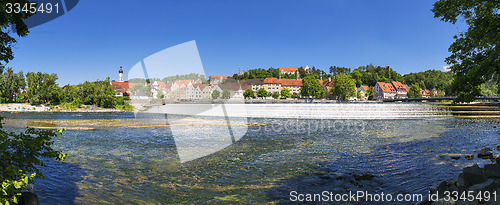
5, 0, 465, 86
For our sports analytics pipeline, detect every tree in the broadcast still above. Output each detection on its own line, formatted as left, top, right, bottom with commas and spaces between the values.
243, 88, 254, 99
366, 88, 374, 100
280, 88, 291, 98
350, 69, 363, 87
257, 88, 269, 98
0, 67, 25, 103
432, 0, 500, 103
156, 92, 164, 99
408, 84, 422, 98
0, 0, 34, 66
129, 84, 150, 97
272, 92, 280, 99
300, 75, 325, 99
212, 90, 220, 99
26, 72, 59, 104
222, 89, 231, 99
330, 73, 356, 100
291, 92, 300, 98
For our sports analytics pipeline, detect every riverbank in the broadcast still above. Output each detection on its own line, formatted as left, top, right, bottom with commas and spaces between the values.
0, 103, 128, 112
417, 146, 500, 205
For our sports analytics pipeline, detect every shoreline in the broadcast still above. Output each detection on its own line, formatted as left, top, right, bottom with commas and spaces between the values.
0, 103, 130, 113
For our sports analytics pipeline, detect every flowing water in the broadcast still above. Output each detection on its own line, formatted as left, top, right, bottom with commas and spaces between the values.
1, 103, 499, 204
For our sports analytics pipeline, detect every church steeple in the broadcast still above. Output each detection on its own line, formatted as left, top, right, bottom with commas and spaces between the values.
118, 66, 123, 82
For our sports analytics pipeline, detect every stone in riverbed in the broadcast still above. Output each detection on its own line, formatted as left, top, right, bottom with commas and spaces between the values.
483, 163, 500, 178
451, 155, 460, 160
467, 179, 497, 192
478, 153, 493, 159
465, 154, 474, 160
430, 181, 448, 194
462, 164, 487, 187
478, 149, 493, 159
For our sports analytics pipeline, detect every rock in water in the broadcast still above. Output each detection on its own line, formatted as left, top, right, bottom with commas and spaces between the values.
465, 154, 474, 160
462, 164, 487, 187
18, 192, 39, 205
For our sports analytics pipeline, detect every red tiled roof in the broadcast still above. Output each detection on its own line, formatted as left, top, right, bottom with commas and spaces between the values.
280, 79, 302, 86
174, 80, 194, 86
210, 76, 229, 79
391, 81, 408, 92
110, 81, 135, 89
376, 82, 396, 93
279, 67, 301, 72
262, 78, 303, 86
420, 89, 431, 96
322, 79, 334, 87
154, 81, 167, 88
361, 85, 370, 91
264, 78, 280, 84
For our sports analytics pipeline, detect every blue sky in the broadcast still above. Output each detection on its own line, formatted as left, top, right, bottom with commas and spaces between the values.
6, 0, 465, 85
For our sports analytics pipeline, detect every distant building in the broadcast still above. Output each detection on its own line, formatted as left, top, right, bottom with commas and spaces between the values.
420, 89, 431, 98
210, 76, 230, 85
373, 81, 408, 100
374, 82, 397, 100
357, 85, 370, 100
279, 65, 310, 75
240, 79, 265, 95
391, 81, 408, 99
110, 67, 134, 96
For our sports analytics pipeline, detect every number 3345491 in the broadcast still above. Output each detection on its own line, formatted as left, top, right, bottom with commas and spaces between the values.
5, 3, 59, 14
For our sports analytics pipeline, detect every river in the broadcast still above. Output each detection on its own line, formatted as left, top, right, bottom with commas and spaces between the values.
1, 103, 499, 204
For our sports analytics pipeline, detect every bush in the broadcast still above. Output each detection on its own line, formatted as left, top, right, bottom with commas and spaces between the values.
0, 118, 65, 204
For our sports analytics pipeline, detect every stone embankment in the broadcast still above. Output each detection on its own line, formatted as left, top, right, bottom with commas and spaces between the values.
417, 146, 500, 205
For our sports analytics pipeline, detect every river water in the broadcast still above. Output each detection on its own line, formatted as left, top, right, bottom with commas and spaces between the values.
1, 103, 499, 204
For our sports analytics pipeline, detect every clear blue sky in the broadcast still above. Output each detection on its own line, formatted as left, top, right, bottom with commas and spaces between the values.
6, 0, 466, 85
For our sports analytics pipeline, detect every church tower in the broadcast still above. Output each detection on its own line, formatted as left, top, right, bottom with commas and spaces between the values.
119, 66, 123, 82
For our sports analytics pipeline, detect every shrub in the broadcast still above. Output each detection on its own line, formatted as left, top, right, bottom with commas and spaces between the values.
0, 118, 65, 204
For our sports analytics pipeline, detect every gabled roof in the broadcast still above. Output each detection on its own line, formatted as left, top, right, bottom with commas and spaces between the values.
391, 81, 408, 92
279, 67, 301, 72
154, 81, 167, 88
376, 82, 396, 93
360, 85, 370, 92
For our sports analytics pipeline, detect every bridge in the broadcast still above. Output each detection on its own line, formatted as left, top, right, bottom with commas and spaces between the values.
383, 96, 500, 102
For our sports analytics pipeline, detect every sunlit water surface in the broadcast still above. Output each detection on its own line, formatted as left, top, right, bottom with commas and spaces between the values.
1, 103, 499, 204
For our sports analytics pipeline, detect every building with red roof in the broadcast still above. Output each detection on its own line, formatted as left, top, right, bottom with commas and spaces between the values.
110, 81, 136, 97
374, 82, 397, 100
373, 81, 409, 100
209, 76, 230, 85
279, 65, 310, 75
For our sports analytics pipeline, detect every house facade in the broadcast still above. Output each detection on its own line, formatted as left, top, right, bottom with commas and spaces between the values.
374, 82, 397, 100
357, 85, 370, 100
391, 81, 408, 99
